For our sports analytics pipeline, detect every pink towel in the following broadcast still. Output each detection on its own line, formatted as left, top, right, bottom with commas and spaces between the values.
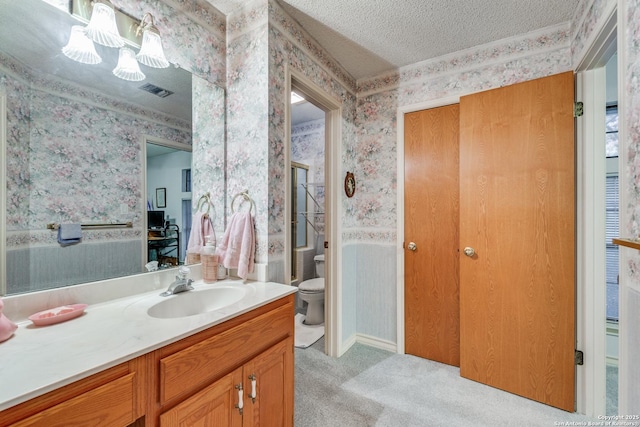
186, 212, 215, 255
216, 212, 255, 280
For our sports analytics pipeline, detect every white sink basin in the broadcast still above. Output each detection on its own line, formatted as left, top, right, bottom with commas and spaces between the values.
147, 286, 246, 319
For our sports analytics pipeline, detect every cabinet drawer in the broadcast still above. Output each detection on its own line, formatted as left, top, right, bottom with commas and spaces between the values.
11, 373, 137, 427
160, 302, 292, 404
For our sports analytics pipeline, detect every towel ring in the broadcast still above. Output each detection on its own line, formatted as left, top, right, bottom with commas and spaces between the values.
231, 190, 256, 215
196, 192, 212, 217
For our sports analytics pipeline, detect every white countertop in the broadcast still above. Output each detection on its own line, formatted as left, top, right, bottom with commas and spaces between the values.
0, 278, 296, 411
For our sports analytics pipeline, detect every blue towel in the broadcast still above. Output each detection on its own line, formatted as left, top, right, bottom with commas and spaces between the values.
57, 223, 82, 246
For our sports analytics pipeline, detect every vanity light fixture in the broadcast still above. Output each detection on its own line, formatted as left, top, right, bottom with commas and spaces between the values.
135, 13, 169, 69
62, 25, 102, 65
64, 0, 171, 81
113, 47, 146, 81
83, 0, 124, 48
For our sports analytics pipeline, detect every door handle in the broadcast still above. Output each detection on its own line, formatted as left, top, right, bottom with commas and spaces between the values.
407, 242, 417, 251
463, 247, 475, 257
248, 374, 257, 403
235, 383, 243, 414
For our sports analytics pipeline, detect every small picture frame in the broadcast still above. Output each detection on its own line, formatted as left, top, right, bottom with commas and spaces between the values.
344, 172, 356, 198
156, 188, 166, 208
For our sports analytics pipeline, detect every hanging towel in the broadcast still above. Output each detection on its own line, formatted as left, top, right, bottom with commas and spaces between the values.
216, 212, 255, 280
57, 223, 82, 246
186, 212, 215, 256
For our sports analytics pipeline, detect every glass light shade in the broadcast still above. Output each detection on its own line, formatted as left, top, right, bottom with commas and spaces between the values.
136, 26, 169, 68
84, 2, 124, 48
62, 26, 102, 65
113, 47, 145, 81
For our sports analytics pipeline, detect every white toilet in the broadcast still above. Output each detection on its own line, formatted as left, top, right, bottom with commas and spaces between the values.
298, 236, 325, 325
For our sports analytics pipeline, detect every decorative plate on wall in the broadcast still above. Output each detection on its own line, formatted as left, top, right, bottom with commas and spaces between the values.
345, 172, 356, 198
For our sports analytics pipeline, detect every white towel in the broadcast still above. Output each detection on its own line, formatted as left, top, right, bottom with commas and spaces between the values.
216, 212, 255, 280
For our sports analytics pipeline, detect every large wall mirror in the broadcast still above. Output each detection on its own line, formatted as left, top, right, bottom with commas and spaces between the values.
1, 0, 225, 295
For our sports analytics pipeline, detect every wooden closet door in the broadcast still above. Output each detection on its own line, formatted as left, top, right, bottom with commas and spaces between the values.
459, 71, 575, 411
404, 104, 460, 366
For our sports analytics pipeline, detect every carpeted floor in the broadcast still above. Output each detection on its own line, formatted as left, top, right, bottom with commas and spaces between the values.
295, 342, 599, 426
606, 364, 618, 415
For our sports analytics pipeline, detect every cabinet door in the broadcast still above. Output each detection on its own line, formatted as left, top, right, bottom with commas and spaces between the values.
160, 368, 243, 427
10, 373, 138, 427
242, 338, 294, 427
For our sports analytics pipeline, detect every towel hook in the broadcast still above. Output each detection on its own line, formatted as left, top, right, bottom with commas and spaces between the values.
231, 190, 256, 215
196, 192, 212, 217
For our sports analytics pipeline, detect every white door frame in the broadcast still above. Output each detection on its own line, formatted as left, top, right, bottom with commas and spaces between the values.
574, 2, 617, 417
575, 68, 608, 416
285, 66, 343, 357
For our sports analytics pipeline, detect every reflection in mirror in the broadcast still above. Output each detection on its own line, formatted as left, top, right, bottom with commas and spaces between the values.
1, 0, 201, 295
144, 138, 192, 270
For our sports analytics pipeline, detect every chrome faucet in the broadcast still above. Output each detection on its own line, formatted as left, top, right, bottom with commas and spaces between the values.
160, 266, 194, 296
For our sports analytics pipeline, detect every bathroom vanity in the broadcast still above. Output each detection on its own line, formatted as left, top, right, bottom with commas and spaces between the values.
0, 278, 295, 426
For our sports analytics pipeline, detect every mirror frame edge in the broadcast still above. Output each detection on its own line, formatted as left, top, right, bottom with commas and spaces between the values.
1, 93, 6, 295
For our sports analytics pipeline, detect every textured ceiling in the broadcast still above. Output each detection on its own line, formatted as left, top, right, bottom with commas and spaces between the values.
212, 0, 580, 80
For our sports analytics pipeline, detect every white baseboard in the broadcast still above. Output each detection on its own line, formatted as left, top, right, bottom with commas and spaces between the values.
339, 334, 357, 357
355, 333, 397, 353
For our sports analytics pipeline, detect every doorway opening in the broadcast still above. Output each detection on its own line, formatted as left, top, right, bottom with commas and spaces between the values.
143, 136, 192, 270
290, 106, 325, 284
290, 88, 326, 351
286, 69, 342, 357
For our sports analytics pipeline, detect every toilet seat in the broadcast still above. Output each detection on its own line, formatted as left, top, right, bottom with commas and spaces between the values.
298, 278, 324, 293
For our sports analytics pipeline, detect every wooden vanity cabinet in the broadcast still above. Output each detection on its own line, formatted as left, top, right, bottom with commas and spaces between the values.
150, 294, 295, 427
1, 357, 147, 427
159, 338, 292, 426
1, 294, 294, 427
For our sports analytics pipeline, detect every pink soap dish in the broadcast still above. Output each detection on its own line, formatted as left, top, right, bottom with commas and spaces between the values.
28, 304, 88, 326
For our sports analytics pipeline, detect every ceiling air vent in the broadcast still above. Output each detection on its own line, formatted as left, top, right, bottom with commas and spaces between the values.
139, 83, 174, 98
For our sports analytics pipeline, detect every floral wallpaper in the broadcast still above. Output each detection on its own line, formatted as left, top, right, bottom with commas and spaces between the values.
192, 76, 226, 235
623, 0, 640, 288
223, 0, 358, 280
2, 56, 190, 247
570, 0, 616, 66
226, 0, 270, 264
268, 0, 358, 280
621, 0, 640, 411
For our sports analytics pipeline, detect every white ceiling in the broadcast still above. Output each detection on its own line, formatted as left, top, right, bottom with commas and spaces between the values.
291, 99, 324, 125
212, 0, 580, 81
